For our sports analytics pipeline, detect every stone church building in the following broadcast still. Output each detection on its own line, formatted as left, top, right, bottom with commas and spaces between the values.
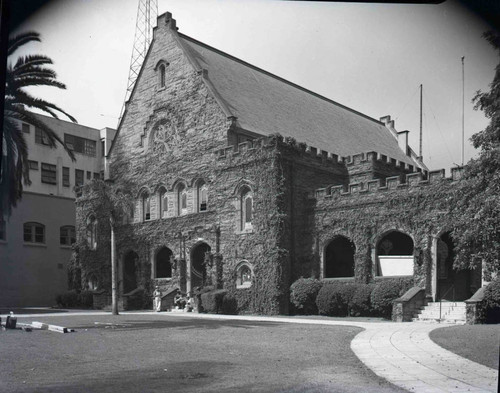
76, 12, 481, 315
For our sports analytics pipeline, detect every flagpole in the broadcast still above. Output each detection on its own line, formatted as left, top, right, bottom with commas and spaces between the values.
461, 56, 465, 166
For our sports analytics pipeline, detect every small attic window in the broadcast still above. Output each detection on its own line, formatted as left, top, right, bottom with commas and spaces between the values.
156, 60, 169, 89
159, 64, 166, 88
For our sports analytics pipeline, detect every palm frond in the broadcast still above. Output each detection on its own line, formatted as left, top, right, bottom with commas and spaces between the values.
7, 31, 41, 56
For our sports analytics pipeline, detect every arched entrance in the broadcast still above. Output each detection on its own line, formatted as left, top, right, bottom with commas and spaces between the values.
156, 247, 172, 278
191, 242, 211, 289
123, 251, 138, 294
436, 232, 472, 301
376, 231, 414, 276
324, 236, 355, 278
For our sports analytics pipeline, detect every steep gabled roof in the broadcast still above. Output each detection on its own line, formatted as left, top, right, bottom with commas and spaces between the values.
178, 33, 418, 166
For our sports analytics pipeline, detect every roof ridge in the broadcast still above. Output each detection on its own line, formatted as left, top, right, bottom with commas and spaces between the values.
178, 32, 385, 127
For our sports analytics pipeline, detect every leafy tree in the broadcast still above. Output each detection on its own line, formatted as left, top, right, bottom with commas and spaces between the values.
2, 31, 76, 216
452, 31, 500, 280
80, 179, 134, 315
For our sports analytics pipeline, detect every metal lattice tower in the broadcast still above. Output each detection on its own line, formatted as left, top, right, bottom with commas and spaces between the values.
119, 0, 158, 124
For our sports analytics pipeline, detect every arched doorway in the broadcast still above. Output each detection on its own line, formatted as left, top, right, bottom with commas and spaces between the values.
436, 232, 472, 301
376, 231, 414, 276
191, 242, 211, 289
156, 247, 172, 278
123, 251, 138, 294
324, 236, 355, 278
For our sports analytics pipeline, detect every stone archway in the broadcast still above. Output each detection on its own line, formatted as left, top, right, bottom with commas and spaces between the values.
436, 232, 473, 301
123, 251, 138, 294
190, 242, 211, 290
324, 236, 355, 278
156, 247, 172, 278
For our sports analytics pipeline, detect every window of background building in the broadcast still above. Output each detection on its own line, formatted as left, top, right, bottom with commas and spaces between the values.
62, 167, 70, 187
28, 160, 38, 170
41, 163, 57, 184
24, 222, 45, 244
86, 171, 92, 180
93, 172, 100, 180
60, 226, 76, 246
22, 123, 30, 133
75, 169, 84, 186
241, 187, 253, 230
159, 63, 166, 88
0, 220, 6, 241
35, 127, 50, 145
64, 134, 97, 157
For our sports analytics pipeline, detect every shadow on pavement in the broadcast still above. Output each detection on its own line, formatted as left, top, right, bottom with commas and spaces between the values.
72, 318, 283, 331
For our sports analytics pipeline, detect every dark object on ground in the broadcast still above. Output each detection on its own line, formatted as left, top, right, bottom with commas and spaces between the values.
6, 315, 17, 329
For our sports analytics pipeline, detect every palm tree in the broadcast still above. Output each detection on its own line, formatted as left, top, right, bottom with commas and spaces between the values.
2, 31, 76, 217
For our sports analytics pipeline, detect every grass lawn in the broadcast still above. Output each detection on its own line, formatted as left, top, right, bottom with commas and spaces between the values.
429, 324, 499, 369
0, 313, 405, 393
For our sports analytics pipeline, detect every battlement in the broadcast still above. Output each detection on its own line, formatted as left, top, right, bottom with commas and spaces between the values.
341, 151, 421, 173
215, 136, 421, 175
314, 166, 464, 200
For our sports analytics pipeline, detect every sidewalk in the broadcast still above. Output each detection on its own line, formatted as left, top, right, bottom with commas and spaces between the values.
5, 310, 498, 392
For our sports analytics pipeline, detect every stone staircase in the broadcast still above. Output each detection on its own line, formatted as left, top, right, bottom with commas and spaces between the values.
413, 301, 466, 324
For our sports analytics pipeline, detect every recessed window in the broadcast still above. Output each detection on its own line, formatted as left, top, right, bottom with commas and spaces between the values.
41, 163, 57, 185
87, 216, 97, 250
159, 188, 168, 218
35, 127, 50, 145
143, 193, 151, 221
159, 63, 166, 88
62, 167, 70, 187
93, 172, 100, 180
240, 186, 253, 231
60, 226, 76, 246
28, 160, 38, 170
177, 184, 188, 216
24, 222, 45, 244
198, 182, 208, 212
236, 262, 253, 289
87, 275, 98, 290
22, 123, 30, 133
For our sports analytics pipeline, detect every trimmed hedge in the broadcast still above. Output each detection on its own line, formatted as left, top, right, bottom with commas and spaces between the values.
290, 278, 323, 315
316, 282, 357, 316
371, 278, 413, 319
350, 284, 375, 317
200, 289, 227, 314
55, 290, 94, 309
482, 278, 500, 323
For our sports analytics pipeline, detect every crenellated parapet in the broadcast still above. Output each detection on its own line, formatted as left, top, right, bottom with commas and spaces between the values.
314, 166, 464, 199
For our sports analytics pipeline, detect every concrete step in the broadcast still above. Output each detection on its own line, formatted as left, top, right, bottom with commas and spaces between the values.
413, 301, 466, 324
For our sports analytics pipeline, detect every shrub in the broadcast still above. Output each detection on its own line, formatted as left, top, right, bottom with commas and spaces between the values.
316, 282, 357, 316
371, 278, 413, 319
482, 278, 500, 323
290, 278, 323, 315
55, 290, 80, 308
200, 289, 227, 314
195, 286, 214, 313
349, 284, 375, 317
78, 290, 94, 309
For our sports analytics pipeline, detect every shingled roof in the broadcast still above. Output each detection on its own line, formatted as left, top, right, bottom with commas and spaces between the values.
178, 33, 419, 166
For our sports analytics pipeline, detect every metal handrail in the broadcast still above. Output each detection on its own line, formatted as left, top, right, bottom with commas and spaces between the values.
439, 284, 455, 322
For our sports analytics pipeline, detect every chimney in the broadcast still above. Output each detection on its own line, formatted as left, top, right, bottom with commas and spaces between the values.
397, 130, 409, 156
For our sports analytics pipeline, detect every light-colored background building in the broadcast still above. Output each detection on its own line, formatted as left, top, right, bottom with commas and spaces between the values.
0, 113, 115, 307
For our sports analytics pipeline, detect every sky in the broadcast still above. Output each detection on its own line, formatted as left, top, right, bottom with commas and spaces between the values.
9, 0, 500, 172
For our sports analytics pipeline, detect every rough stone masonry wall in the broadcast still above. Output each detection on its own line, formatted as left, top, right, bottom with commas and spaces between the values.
313, 171, 464, 293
